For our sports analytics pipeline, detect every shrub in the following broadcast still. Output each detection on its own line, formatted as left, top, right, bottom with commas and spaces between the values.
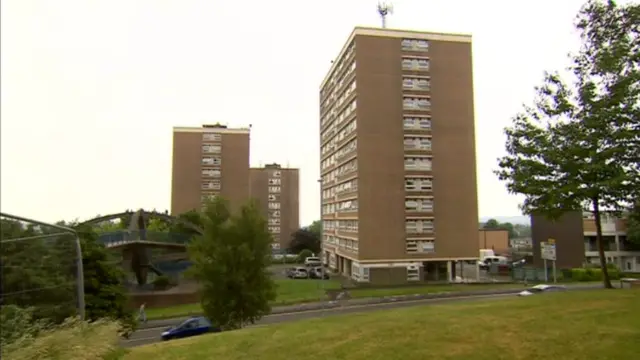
1, 317, 121, 360
569, 267, 620, 282
152, 275, 171, 290
0, 305, 47, 346
297, 249, 314, 263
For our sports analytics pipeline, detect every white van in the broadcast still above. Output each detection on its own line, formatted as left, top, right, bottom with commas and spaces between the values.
304, 257, 322, 267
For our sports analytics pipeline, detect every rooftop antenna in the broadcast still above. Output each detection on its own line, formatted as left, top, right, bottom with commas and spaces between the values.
377, 2, 393, 29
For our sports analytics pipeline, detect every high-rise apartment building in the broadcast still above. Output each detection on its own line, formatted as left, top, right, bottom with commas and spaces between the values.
249, 164, 300, 251
171, 124, 250, 215
319, 27, 479, 285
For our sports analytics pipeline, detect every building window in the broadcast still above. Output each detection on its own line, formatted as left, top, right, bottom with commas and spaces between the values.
202, 144, 221, 153
402, 57, 430, 71
406, 240, 435, 254
269, 226, 280, 234
403, 97, 431, 110
405, 157, 432, 171
401, 39, 429, 52
202, 181, 221, 190
402, 77, 430, 91
268, 202, 280, 209
272, 170, 281, 178
203, 133, 221, 142
404, 137, 432, 151
337, 199, 358, 212
268, 194, 277, 201
270, 210, 281, 218
403, 117, 431, 130
202, 169, 221, 178
405, 177, 433, 192
268, 178, 281, 185
268, 186, 281, 193
268, 218, 280, 225
202, 157, 221, 166
405, 198, 434, 212
201, 194, 218, 202
361, 267, 370, 282
407, 264, 420, 281
406, 219, 434, 234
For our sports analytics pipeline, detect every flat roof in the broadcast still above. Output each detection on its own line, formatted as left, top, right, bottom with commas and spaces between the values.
173, 126, 250, 134
320, 26, 472, 89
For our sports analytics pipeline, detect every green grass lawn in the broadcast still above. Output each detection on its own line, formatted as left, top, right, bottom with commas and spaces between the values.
145, 279, 341, 320
126, 289, 640, 360
144, 281, 528, 320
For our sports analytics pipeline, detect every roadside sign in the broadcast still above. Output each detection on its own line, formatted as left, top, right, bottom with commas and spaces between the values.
541, 242, 556, 261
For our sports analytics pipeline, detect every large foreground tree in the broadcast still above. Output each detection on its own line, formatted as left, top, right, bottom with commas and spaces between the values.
496, 0, 639, 289
187, 197, 276, 330
74, 224, 136, 336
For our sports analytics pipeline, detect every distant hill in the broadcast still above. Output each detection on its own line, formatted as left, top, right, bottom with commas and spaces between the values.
480, 216, 530, 225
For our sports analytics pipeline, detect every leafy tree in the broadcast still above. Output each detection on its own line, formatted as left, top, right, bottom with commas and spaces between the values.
289, 228, 321, 254
308, 220, 322, 239
1, 218, 135, 336
482, 219, 500, 229
513, 224, 532, 237
170, 209, 205, 236
495, 0, 640, 289
147, 218, 170, 232
187, 197, 276, 330
482, 219, 517, 239
74, 224, 136, 336
0, 219, 77, 323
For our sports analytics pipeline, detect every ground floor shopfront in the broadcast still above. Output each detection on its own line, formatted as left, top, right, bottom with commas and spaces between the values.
322, 249, 480, 285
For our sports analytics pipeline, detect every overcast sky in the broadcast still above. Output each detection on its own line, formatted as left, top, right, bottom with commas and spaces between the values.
1, 0, 593, 225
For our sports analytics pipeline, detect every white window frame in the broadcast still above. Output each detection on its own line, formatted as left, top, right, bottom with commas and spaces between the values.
202, 144, 221, 153
203, 133, 222, 142
202, 180, 221, 190
407, 265, 420, 281
268, 178, 281, 185
268, 202, 280, 209
202, 169, 221, 178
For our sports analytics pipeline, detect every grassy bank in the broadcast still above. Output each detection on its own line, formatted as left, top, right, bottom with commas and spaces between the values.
144, 281, 528, 320
126, 289, 640, 360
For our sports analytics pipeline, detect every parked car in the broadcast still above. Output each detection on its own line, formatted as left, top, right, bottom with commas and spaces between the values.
161, 316, 221, 341
518, 284, 567, 297
309, 266, 330, 279
304, 257, 322, 267
287, 267, 309, 279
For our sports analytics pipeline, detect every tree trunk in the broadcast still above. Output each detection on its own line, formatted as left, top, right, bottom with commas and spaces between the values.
592, 198, 613, 289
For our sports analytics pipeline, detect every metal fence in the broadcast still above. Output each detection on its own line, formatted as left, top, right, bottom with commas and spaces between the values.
0, 212, 85, 321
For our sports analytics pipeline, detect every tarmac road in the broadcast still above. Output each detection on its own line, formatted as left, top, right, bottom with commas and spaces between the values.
123, 283, 605, 348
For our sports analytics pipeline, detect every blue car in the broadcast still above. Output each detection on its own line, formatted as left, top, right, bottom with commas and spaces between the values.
160, 316, 221, 341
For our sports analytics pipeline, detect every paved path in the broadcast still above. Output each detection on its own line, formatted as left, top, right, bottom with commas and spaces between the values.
123, 283, 604, 348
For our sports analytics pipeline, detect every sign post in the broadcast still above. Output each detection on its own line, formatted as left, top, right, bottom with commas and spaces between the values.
540, 238, 557, 283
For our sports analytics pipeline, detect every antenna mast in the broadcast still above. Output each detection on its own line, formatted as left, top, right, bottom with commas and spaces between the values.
377, 2, 394, 28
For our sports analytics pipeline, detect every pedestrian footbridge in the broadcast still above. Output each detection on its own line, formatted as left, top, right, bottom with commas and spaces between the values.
98, 230, 191, 249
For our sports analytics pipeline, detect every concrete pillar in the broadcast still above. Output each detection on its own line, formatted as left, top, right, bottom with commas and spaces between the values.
447, 261, 453, 282
615, 235, 623, 269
